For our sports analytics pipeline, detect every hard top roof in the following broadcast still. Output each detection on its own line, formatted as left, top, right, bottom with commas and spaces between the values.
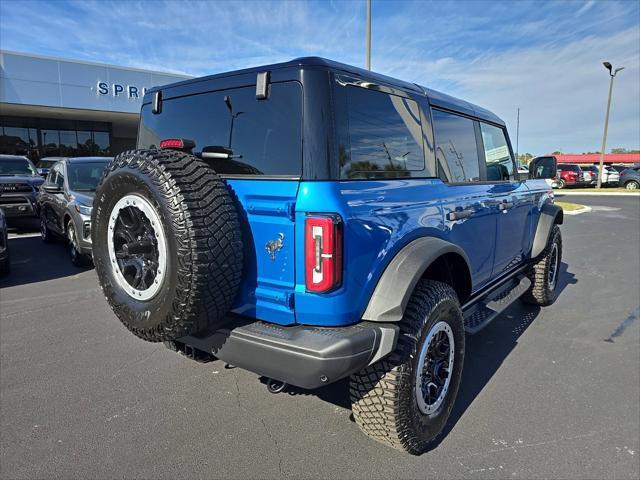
147, 56, 504, 126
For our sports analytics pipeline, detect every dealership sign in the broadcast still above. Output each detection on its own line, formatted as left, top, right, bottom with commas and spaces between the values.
97, 82, 148, 99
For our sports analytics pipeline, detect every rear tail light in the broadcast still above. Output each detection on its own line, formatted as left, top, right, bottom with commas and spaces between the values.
159, 138, 195, 151
305, 215, 342, 293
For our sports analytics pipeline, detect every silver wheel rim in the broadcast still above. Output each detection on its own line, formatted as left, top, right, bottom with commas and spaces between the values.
548, 242, 559, 289
627, 181, 638, 190
68, 223, 78, 260
415, 321, 455, 415
107, 194, 167, 301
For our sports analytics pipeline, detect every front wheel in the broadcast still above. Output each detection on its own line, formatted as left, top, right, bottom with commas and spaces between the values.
40, 213, 55, 243
625, 180, 639, 190
522, 224, 562, 306
68, 220, 90, 267
350, 280, 465, 454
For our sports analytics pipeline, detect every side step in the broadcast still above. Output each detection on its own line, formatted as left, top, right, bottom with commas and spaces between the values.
463, 275, 531, 334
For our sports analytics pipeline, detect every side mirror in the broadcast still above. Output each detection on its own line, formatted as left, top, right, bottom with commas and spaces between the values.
42, 183, 62, 193
529, 157, 557, 180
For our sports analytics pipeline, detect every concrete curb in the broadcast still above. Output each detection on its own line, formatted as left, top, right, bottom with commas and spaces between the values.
554, 191, 640, 197
561, 205, 592, 216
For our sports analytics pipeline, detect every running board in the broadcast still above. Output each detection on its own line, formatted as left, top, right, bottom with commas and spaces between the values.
463, 275, 531, 334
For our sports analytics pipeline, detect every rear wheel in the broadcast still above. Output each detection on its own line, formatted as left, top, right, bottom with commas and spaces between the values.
556, 179, 566, 189
91, 149, 244, 342
350, 280, 465, 455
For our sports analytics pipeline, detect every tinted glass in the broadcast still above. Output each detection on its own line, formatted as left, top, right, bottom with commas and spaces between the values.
0, 158, 38, 176
67, 162, 109, 191
432, 110, 480, 182
77, 131, 93, 156
340, 86, 426, 179
480, 123, 514, 181
93, 132, 111, 155
59, 130, 78, 156
138, 82, 303, 176
42, 130, 60, 157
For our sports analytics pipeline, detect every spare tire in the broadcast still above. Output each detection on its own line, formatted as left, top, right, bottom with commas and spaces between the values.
92, 149, 243, 342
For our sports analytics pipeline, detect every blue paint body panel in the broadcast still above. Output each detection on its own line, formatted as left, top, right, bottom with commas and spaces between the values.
226, 179, 299, 325
226, 177, 548, 328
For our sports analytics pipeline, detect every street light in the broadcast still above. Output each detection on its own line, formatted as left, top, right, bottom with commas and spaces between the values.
597, 61, 624, 188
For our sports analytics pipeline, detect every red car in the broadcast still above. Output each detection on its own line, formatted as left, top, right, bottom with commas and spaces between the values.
554, 163, 585, 189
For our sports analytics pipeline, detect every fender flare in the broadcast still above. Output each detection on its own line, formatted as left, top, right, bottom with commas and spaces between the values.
361, 237, 471, 323
531, 203, 563, 259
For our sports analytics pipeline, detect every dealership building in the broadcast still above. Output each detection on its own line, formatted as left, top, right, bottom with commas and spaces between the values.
0, 50, 191, 162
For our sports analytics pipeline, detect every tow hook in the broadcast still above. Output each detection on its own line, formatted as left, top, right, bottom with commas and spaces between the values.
266, 378, 288, 394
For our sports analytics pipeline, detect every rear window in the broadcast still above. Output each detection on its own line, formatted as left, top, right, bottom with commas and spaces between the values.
138, 82, 302, 176
560, 164, 580, 172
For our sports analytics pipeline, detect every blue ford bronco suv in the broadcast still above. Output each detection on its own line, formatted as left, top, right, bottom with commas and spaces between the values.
92, 57, 562, 454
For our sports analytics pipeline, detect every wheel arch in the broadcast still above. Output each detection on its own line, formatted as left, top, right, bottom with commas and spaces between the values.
361, 237, 472, 323
531, 203, 563, 259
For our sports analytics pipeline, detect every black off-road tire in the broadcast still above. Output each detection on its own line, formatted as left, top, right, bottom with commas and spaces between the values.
92, 149, 243, 342
522, 224, 562, 306
350, 280, 465, 455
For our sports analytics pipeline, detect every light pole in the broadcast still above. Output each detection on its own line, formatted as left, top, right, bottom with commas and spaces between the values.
597, 61, 624, 188
365, 0, 371, 70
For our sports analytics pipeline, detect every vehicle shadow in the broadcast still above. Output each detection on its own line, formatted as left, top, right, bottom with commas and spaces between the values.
0, 235, 93, 288
275, 262, 578, 444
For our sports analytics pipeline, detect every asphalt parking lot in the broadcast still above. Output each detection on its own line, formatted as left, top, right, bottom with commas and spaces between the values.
1, 194, 639, 479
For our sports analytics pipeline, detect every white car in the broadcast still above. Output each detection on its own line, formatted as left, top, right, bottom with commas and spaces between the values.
599, 165, 620, 185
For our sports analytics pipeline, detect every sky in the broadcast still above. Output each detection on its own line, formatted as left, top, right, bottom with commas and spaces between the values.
1, 0, 639, 155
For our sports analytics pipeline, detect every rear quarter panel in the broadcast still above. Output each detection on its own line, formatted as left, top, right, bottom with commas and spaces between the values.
294, 179, 446, 326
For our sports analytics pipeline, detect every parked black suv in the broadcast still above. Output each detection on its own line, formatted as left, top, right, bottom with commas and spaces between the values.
38, 157, 111, 265
0, 155, 44, 218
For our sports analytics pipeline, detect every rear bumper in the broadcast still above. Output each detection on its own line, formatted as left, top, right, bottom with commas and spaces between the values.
170, 318, 398, 389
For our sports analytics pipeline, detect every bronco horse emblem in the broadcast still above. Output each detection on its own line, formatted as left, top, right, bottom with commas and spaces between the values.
265, 233, 285, 261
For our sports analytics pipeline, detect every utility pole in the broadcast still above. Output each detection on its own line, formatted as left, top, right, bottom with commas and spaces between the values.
516, 107, 520, 164
597, 62, 624, 188
365, 0, 371, 70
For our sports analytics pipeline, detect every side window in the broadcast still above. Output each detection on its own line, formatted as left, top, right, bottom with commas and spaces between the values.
340, 86, 428, 179
480, 123, 514, 181
432, 109, 480, 183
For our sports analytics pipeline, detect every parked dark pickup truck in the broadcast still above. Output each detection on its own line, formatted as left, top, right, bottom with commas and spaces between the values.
0, 155, 44, 218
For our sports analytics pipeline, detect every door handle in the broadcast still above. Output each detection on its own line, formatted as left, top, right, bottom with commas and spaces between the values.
447, 209, 473, 221
498, 201, 514, 211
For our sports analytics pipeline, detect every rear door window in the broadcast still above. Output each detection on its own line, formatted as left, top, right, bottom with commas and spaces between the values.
432, 109, 480, 183
479, 123, 514, 181
340, 86, 428, 179
138, 82, 303, 177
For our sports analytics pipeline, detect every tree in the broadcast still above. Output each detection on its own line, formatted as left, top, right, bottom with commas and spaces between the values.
611, 147, 640, 154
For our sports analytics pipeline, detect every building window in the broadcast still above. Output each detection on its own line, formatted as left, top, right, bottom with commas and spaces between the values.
0, 117, 111, 160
